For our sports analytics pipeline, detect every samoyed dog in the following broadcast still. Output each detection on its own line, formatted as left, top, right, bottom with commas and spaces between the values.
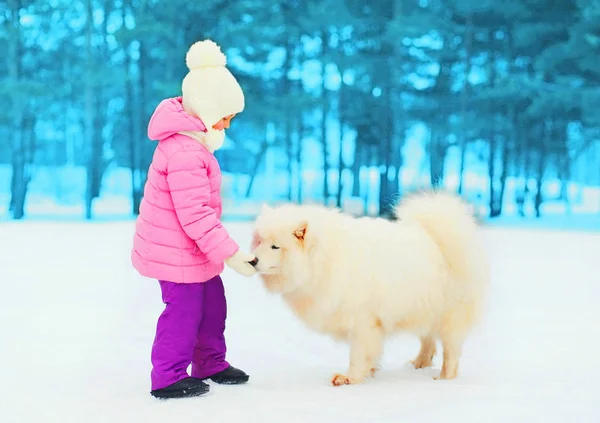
250, 191, 489, 386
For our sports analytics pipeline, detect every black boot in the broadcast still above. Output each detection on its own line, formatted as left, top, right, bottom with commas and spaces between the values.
150, 377, 210, 399
205, 366, 249, 385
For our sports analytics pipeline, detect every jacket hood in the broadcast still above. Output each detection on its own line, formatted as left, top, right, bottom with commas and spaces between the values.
147, 97, 207, 141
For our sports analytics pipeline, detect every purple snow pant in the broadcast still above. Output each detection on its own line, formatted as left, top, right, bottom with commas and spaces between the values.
150, 276, 229, 390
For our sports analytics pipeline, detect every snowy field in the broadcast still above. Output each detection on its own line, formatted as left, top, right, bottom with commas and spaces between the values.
2, 221, 599, 423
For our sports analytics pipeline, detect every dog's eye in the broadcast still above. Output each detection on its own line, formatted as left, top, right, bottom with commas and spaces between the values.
271, 245, 280, 250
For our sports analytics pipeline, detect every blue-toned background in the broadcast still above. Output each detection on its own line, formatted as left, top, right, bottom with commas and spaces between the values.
3, 3, 600, 421
1, 0, 599, 228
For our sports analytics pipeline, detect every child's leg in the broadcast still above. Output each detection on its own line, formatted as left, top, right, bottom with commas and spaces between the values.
151, 280, 204, 390
191, 275, 230, 379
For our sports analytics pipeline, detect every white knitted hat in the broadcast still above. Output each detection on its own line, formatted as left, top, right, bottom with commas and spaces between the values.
181, 39, 245, 151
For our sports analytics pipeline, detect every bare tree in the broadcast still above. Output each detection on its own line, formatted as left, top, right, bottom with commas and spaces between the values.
320, 28, 330, 204
6, 0, 30, 220
122, 0, 143, 214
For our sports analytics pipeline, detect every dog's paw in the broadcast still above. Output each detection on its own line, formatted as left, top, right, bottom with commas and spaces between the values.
331, 374, 357, 386
433, 370, 457, 380
369, 367, 379, 377
411, 357, 433, 369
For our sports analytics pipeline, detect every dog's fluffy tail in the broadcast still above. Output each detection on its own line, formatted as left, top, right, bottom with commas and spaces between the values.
394, 190, 488, 286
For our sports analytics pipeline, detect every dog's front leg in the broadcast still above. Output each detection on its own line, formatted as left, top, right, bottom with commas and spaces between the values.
331, 319, 384, 386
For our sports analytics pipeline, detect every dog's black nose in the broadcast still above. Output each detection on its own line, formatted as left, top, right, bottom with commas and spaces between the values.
249, 257, 259, 267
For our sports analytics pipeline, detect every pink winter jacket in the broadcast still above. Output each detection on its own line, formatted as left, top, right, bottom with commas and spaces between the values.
131, 97, 239, 283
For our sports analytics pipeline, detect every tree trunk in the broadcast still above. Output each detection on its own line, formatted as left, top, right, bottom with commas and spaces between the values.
94, 0, 112, 199
18, 113, 36, 216
321, 29, 330, 204
285, 117, 293, 201
136, 0, 151, 186
430, 130, 446, 188
495, 135, 510, 217
364, 145, 374, 214
336, 122, 345, 208
10, 131, 27, 219
514, 123, 527, 217
534, 121, 550, 218
557, 124, 571, 215
283, 39, 294, 201
351, 139, 361, 197
377, 0, 396, 217
488, 130, 499, 217
84, 0, 112, 217
84, 0, 97, 219
389, 108, 402, 204
139, 39, 151, 178
7, 0, 28, 219
123, 0, 142, 214
534, 158, 544, 218
336, 70, 346, 208
245, 132, 270, 198
296, 112, 304, 203
377, 120, 393, 215
491, 105, 514, 218
559, 155, 571, 214
457, 13, 473, 195
487, 50, 500, 218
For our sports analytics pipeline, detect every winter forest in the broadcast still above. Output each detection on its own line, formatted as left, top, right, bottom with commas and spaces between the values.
1, 0, 599, 224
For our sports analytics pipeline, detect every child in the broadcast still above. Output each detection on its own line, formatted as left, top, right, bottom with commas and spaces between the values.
131, 39, 257, 399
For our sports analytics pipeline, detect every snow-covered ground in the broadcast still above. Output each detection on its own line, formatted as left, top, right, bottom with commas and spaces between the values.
2, 222, 599, 423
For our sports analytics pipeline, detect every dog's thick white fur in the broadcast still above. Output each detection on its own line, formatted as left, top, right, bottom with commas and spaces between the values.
251, 190, 489, 386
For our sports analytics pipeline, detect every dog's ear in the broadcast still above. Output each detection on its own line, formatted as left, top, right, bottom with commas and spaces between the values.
293, 220, 308, 241
250, 231, 260, 250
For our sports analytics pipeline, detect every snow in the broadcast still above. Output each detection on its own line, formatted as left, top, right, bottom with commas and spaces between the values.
2, 222, 599, 423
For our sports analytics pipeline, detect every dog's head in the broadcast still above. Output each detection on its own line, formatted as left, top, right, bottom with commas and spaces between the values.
251, 204, 313, 293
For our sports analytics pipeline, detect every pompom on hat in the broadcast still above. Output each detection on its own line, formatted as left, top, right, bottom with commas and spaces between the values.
181, 39, 245, 152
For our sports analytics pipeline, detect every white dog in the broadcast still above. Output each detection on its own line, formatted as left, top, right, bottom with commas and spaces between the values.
250, 190, 489, 386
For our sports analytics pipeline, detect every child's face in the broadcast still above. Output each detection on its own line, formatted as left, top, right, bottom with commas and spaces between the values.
212, 114, 236, 130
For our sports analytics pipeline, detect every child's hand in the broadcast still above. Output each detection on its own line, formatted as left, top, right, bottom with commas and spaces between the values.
225, 250, 257, 277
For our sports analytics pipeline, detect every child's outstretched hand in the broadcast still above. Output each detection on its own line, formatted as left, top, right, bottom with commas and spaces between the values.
225, 250, 257, 277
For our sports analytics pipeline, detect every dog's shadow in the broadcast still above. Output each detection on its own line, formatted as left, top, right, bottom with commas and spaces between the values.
374, 360, 441, 384
257, 361, 442, 392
